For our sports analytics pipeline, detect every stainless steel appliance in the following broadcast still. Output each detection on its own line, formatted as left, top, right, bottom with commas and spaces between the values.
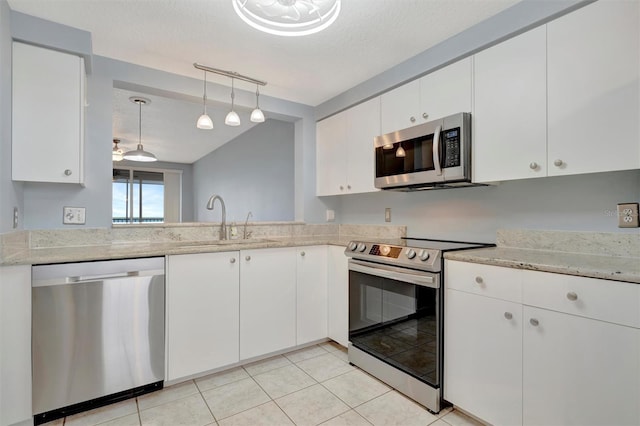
374, 112, 476, 191
32, 257, 165, 424
345, 238, 492, 413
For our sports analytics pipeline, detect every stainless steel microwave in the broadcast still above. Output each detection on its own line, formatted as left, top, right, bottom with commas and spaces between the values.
374, 112, 472, 191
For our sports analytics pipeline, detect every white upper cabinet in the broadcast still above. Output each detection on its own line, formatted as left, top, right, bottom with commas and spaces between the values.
380, 79, 421, 134
316, 97, 380, 196
12, 42, 85, 184
381, 57, 472, 135
419, 57, 472, 122
547, 0, 640, 176
473, 26, 547, 183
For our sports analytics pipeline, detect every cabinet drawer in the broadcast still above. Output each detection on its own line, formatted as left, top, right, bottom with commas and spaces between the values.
445, 260, 522, 303
522, 270, 640, 328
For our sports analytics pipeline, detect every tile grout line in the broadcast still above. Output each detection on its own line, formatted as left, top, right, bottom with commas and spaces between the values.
194, 378, 219, 425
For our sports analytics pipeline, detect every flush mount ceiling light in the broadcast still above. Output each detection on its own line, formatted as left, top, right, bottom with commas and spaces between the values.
112, 139, 123, 162
233, 0, 341, 37
123, 97, 157, 162
193, 63, 267, 128
196, 70, 214, 129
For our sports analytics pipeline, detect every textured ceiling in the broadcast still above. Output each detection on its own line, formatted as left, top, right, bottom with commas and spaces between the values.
8, 0, 520, 106
9, 0, 520, 163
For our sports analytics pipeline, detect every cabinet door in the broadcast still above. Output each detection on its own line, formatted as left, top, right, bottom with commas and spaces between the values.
346, 97, 381, 194
327, 245, 348, 347
12, 42, 84, 184
419, 57, 472, 121
523, 306, 640, 426
473, 25, 547, 183
296, 246, 328, 345
445, 289, 522, 426
316, 112, 348, 196
380, 79, 420, 134
240, 247, 296, 359
166, 252, 240, 381
547, 0, 640, 176
0, 266, 32, 426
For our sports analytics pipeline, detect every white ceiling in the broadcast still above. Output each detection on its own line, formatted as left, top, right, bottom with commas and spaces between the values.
9, 0, 521, 163
8, 0, 520, 106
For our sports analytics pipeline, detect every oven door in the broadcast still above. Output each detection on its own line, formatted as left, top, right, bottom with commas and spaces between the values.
348, 259, 441, 388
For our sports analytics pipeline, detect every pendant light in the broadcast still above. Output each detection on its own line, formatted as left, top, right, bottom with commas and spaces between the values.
196, 70, 214, 129
123, 97, 157, 162
225, 78, 241, 126
395, 144, 406, 158
112, 139, 123, 162
250, 84, 265, 123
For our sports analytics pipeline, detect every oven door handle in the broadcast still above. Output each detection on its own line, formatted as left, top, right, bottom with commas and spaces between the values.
348, 259, 439, 289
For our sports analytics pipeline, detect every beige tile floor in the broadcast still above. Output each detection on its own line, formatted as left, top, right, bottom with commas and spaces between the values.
44, 341, 484, 426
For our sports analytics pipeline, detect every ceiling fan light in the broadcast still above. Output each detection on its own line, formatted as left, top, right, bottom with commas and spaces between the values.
250, 107, 265, 123
225, 110, 241, 126
112, 139, 123, 161
123, 144, 158, 162
197, 113, 214, 129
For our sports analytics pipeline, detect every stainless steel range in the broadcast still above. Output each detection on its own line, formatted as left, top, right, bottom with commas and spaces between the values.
345, 238, 492, 413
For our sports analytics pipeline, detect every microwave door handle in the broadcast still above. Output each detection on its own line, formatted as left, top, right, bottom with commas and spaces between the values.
432, 125, 443, 176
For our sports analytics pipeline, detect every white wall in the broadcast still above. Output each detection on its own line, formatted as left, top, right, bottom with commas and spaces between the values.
193, 119, 294, 222
335, 170, 640, 242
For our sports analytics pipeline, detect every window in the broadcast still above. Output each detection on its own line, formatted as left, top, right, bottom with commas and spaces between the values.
113, 169, 165, 224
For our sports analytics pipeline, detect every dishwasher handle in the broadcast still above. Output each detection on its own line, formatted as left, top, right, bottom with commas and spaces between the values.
68, 271, 140, 283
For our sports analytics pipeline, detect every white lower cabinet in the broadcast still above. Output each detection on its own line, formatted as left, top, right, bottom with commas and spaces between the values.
296, 246, 328, 345
327, 245, 349, 347
445, 289, 522, 426
0, 265, 32, 426
240, 247, 297, 360
523, 305, 640, 426
166, 252, 240, 381
445, 260, 640, 426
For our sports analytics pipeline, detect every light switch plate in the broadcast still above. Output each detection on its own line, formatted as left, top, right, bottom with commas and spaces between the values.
63, 207, 86, 225
326, 209, 335, 222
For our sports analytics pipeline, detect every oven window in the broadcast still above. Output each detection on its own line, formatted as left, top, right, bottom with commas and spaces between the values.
349, 270, 439, 387
375, 134, 435, 177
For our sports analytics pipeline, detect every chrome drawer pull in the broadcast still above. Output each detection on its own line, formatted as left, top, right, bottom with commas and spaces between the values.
530, 318, 539, 327
504, 312, 513, 320
475, 276, 483, 284
566, 292, 578, 301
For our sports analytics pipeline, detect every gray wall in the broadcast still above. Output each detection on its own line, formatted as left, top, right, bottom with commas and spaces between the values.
0, 0, 23, 233
335, 170, 640, 242
114, 159, 195, 222
193, 119, 294, 223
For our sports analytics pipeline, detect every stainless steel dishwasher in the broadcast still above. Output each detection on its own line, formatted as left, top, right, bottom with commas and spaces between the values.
32, 257, 165, 424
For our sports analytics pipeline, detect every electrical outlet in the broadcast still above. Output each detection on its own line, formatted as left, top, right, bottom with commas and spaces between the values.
617, 203, 639, 228
326, 209, 335, 222
385, 208, 391, 222
63, 207, 86, 225
13, 207, 18, 229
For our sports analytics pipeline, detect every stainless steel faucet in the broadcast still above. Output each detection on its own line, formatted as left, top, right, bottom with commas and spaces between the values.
243, 211, 253, 239
206, 195, 227, 240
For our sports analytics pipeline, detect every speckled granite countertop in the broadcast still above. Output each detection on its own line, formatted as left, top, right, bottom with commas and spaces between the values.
1, 236, 354, 266
445, 229, 640, 284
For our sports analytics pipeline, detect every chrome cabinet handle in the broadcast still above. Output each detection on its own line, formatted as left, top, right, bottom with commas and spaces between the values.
339, 185, 344, 190
422, 113, 428, 119
554, 159, 564, 167
529, 162, 538, 170
300, 251, 306, 257
504, 312, 513, 320
347, 185, 351, 190
230, 258, 236, 264
410, 116, 416, 123
530, 318, 539, 327
566, 292, 578, 301
245, 255, 251, 261
64, 169, 72, 176
475, 276, 483, 284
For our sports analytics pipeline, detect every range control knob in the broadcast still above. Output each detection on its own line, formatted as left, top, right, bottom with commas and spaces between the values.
419, 250, 430, 261
406, 249, 417, 259
357, 243, 367, 252
379, 245, 391, 256
348, 242, 358, 251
